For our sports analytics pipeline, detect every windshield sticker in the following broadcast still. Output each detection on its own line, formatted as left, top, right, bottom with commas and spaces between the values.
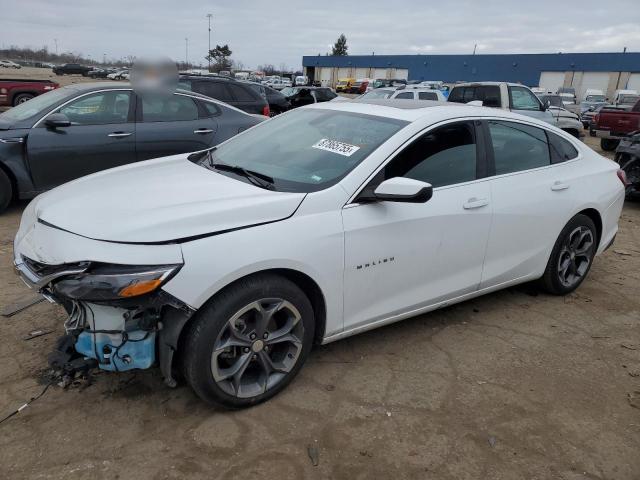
312, 138, 360, 157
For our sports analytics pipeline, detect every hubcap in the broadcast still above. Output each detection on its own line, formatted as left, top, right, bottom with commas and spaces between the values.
557, 226, 594, 288
211, 298, 304, 398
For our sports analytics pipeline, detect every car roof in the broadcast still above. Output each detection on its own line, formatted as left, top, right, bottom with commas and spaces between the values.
58, 82, 218, 101
451, 81, 523, 87
307, 99, 559, 128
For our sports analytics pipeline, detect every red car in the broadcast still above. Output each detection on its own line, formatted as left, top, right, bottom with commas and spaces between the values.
0, 79, 60, 107
593, 99, 640, 151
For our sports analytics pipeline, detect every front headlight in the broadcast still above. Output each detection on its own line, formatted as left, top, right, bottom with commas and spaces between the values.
52, 263, 182, 301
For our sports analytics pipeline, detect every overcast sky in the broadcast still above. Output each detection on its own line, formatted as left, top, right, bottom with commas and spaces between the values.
2, 0, 640, 69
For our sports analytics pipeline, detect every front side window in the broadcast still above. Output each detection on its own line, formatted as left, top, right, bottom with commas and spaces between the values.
395, 91, 414, 99
204, 109, 408, 192
509, 86, 543, 111
141, 94, 198, 122
381, 122, 477, 188
58, 91, 131, 125
489, 121, 550, 174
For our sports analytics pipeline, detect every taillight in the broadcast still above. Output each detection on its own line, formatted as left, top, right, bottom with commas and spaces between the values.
593, 114, 599, 124
262, 105, 270, 117
617, 169, 629, 186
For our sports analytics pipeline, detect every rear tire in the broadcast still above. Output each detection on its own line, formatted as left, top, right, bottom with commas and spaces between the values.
13, 93, 34, 106
182, 273, 315, 408
540, 214, 597, 295
600, 139, 620, 151
0, 169, 13, 213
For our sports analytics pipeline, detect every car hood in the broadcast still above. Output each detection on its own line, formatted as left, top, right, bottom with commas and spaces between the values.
33, 154, 306, 244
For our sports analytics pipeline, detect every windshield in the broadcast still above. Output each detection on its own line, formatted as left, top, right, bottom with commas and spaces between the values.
620, 95, 639, 105
280, 87, 296, 97
585, 95, 606, 103
361, 89, 393, 99
0, 87, 69, 124
204, 109, 408, 193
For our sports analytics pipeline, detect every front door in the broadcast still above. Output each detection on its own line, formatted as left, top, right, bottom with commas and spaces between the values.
342, 120, 493, 332
26, 90, 136, 191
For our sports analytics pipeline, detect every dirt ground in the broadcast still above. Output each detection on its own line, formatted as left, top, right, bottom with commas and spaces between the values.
0, 107, 639, 479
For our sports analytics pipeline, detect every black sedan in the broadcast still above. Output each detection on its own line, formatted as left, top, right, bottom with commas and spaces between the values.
242, 81, 291, 115
279, 87, 338, 109
0, 83, 263, 212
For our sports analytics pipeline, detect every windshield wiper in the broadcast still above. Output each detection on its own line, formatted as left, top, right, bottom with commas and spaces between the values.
210, 162, 275, 190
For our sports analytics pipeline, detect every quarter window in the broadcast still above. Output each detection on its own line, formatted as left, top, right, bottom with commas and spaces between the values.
489, 121, 550, 174
57, 91, 131, 125
509, 86, 542, 111
141, 94, 199, 122
382, 122, 477, 188
547, 131, 579, 163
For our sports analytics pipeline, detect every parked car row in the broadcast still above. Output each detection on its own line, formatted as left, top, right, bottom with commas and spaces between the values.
0, 60, 22, 69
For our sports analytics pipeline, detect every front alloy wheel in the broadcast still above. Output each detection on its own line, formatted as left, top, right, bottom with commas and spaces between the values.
211, 299, 304, 398
182, 274, 314, 408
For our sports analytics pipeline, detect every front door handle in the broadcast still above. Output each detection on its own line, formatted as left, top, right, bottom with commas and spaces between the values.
551, 181, 570, 191
108, 132, 133, 138
463, 197, 489, 209
194, 128, 214, 134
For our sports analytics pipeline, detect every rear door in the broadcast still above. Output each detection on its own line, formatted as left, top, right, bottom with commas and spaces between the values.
480, 120, 579, 288
134, 93, 217, 161
26, 89, 136, 190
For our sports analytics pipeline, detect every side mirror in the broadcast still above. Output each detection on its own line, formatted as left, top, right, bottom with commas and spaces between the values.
45, 113, 71, 128
373, 177, 433, 203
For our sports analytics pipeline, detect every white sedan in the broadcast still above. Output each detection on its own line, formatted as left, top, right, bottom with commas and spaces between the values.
13, 101, 625, 408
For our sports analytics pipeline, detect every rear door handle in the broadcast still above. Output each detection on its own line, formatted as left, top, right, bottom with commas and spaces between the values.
551, 181, 570, 191
108, 132, 133, 138
463, 197, 489, 209
194, 128, 214, 134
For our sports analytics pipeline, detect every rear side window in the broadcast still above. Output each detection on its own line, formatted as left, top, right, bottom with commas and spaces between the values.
418, 91, 438, 101
547, 131, 579, 163
228, 84, 257, 102
141, 94, 199, 122
193, 81, 233, 102
489, 121, 550, 174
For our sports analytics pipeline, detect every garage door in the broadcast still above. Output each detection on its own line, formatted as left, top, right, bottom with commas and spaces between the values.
337, 67, 351, 80
539, 72, 565, 93
372, 68, 388, 80
627, 73, 640, 91
319, 67, 332, 87
577, 72, 610, 101
355, 68, 369, 80
395, 69, 409, 80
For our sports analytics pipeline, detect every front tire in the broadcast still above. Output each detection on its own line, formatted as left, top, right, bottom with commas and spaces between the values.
540, 214, 597, 295
0, 168, 13, 213
182, 273, 315, 408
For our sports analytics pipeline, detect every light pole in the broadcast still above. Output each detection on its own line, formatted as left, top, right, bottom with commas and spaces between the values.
54, 38, 58, 55
207, 13, 213, 71
185, 37, 189, 68
103, 53, 106, 65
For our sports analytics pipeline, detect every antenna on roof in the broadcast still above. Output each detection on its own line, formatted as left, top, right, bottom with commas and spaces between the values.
472, 44, 477, 55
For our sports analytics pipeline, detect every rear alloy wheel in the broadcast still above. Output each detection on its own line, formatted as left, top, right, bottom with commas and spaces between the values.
600, 139, 620, 151
13, 93, 34, 106
540, 214, 597, 295
0, 168, 12, 213
182, 274, 314, 408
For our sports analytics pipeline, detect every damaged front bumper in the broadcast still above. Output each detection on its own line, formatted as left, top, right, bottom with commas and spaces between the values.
13, 234, 195, 387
